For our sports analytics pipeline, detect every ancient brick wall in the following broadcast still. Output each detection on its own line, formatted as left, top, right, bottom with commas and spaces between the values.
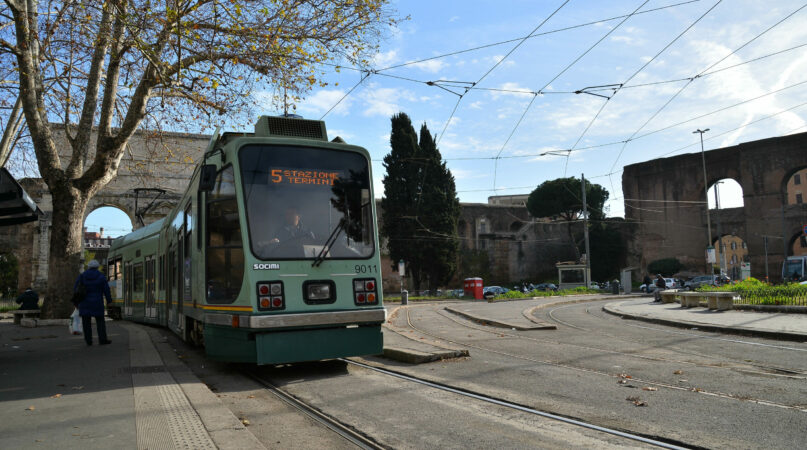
623, 131, 807, 281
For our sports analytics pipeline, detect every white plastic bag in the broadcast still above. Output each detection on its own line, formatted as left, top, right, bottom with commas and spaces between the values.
69, 309, 82, 335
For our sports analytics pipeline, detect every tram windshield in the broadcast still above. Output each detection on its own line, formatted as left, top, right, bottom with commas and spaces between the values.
240, 145, 374, 260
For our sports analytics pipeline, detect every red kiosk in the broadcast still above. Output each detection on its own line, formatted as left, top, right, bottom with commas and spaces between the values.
464, 277, 484, 300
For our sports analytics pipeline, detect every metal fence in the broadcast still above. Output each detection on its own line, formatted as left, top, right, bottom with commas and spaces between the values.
0, 299, 18, 311
732, 286, 807, 307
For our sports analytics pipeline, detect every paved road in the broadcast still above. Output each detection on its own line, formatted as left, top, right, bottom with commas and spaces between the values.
169, 297, 807, 448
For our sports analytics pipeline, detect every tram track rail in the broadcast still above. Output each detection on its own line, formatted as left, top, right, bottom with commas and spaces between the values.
243, 370, 386, 450
546, 302, 807, 376
394, 305, 807, 412
340, 359, 692, 449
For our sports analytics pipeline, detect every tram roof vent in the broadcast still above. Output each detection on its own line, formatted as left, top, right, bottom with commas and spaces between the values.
255, 115, 328, 141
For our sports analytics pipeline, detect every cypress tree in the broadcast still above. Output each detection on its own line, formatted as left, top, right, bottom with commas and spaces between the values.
381, 113, 460, 291
417, 124, 460, 288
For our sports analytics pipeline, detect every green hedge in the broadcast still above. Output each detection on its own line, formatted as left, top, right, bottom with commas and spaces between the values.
698, 278, 807, 306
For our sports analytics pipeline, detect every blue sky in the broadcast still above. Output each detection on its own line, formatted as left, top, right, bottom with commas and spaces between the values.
87, 0, 807, 236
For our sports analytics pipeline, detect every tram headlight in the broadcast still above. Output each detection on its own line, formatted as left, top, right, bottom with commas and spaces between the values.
270, 283, 282, 295
306, 283, 331, 300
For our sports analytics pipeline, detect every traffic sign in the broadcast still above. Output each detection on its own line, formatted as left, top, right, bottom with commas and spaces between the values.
803, 224, 807, 234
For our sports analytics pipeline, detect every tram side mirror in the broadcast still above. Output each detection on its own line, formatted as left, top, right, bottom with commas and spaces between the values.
199, 165, 217, 192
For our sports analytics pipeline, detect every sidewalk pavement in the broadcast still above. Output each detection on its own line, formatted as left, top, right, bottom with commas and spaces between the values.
604, 297, 807, 341
0, 316, 264, 449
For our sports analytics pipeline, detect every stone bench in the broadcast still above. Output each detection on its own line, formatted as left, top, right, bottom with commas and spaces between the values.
706, 291, 739, 311
678, 292, 702, 308
659, 290, 679, 304
12, 309, 41, 324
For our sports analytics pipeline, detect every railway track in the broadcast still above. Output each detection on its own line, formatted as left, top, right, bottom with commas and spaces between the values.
396, 305, 807, 412
246, 358, 691, 449
244, 370, 386, 450
341, 359, 691, 449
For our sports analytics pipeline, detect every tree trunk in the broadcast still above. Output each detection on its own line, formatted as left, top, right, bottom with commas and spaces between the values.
40, 183, 89, 319
567, 220, 581, 263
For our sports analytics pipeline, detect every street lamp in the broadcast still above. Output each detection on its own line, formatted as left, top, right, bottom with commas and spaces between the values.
694, 128, 714, 275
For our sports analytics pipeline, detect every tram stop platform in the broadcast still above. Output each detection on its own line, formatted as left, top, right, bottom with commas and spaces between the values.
0, 317, 264, 450
604, 297, 807, 341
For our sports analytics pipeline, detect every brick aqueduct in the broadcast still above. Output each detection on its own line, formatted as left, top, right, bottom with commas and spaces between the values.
623, 131, 807, 281
3, 126, 806, 292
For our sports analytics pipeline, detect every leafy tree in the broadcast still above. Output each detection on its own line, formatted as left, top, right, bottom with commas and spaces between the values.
381, 113, 460, 291
0, 0, 397, 318
526, 177, 608, 261
589, 219, 627, 281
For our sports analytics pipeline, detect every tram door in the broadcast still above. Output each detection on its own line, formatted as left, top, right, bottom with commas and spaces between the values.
176, 230, 184, 323
124, 262, 133, 316
167, 247, 176, 325
145, 257, 156, 318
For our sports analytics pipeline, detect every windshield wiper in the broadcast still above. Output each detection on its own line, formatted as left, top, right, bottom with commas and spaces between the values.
312, 218, 346, 267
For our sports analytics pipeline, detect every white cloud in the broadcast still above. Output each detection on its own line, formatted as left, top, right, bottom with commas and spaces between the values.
371, 50, 399, 68
359, 84, 416, 117
298, 89, 352, 116
409, 59, 447, 73
488, 82, 534, 100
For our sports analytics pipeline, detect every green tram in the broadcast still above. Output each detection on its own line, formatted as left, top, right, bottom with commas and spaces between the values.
106, 116, 385, 364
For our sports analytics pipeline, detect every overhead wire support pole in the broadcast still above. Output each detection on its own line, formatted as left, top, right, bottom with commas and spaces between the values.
694, 128, 713, 275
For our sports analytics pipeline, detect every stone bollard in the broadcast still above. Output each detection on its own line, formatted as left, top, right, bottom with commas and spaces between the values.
401, 290, 408, 305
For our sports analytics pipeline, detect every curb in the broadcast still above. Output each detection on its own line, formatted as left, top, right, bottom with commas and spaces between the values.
19, 318, 69, 327
383, 346, 469, 364
383, 305, 471, 364
602, 303, 807, 342
444, 306, 555, 330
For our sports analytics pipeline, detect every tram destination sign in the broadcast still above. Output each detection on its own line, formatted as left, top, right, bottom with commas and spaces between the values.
270, 168, 342, 186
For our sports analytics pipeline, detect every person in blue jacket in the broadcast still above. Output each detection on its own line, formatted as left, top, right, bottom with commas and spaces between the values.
74, 260, 112, 346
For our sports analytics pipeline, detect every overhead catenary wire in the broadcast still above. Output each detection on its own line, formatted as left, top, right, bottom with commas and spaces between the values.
607, 2, 807, 175
435, 0, 571, 146
561, 0, 723, 178
493, 0, 651, 189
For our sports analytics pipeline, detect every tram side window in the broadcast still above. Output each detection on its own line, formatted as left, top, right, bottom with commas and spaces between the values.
206, 166, 244, 304
133, 263, 144, 294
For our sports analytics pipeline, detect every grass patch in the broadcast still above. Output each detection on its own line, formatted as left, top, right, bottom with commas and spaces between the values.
698, 278, 807, 306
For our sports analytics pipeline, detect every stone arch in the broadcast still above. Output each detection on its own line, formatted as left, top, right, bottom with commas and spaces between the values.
707, 178, 744, 209
713, 234, 749, 279
782, 166, 807, 205
788, 230, 807, 257
84, 200, 135, 229
509, 220, 523, 233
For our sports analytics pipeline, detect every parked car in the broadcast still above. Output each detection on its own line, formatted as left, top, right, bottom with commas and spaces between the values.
483, 286, 509, 299
451, 289, 465, 297
532, 283, 558, 292
684, 275, 719, 290
640, 277, 678, 293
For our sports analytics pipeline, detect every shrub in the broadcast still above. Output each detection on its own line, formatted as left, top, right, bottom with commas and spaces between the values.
647, 258, 682, 276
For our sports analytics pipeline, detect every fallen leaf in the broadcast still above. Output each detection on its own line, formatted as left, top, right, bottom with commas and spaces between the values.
642, 387, 658, 391
673, 370, 683, 375
678, 379, 688, 383
626, 396, 647, 406
50, 394, 62, 398
240, 418, 250, 426
26, 406, 35, 411
691, 387, 703, 392
617, 379, 627, 384
247, 395, 255, 399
